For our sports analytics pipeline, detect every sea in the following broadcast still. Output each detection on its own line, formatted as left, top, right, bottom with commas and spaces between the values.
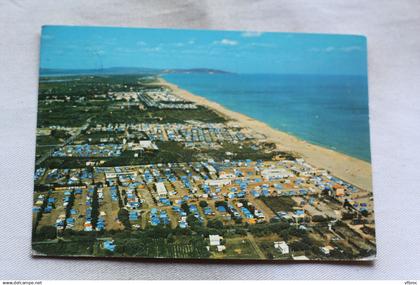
163, 73, 371, 162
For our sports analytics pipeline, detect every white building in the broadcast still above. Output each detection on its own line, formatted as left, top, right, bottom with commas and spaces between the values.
261, 168, 290, 180
209, 235, 223, 246
105, 172, 117, 179
320, 246, 334, 255
217, 245, 226, 252
205, 164, 217, 174
128, 140, 158, 151
204, 179, 231, 187
219, 172, 236, 179
155, 182, 167, 197
139, 140, 158, 150
274, 241, 289, 255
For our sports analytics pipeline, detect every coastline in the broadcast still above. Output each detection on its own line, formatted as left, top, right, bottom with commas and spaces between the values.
157, 76, 372, 192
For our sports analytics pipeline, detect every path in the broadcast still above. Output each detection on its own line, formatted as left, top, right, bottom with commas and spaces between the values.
246, 232, 265, 259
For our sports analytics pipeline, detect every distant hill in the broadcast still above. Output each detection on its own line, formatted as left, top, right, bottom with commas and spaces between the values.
40, 67, 231, 76
161, 68, 231, 74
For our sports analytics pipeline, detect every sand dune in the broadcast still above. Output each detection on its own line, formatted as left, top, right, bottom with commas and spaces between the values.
157, 77, 372, 192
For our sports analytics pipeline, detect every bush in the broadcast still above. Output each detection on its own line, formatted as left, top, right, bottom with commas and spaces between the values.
118, 208, 131, 229
290, 240, 311, 252
181, 202, 190, 214
214, 201, 228, 208
37, 225, 57, 240
207, 219, 224, 229
312, 215, 328, 222
199, 200, 208, 208
342, 212, 355, 220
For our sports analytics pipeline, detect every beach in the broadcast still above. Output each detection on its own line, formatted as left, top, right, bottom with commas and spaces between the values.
157, 77, 372, 192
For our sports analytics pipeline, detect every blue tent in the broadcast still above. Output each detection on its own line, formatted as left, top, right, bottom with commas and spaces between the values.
299, 189, 308, 195
262, 189, 270, 197
237, 191, 245, 198
150, 216, 160, 226
189, 205, 198, 213
103, 240, 116, 252
204, 207, 213, 215
159, 198, 171, 206
217, 206, 227, 212
129, 210, 138, 219
295, 209, 305, 216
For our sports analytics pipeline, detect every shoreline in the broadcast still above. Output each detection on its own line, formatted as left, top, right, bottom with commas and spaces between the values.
157, 76, 372, 192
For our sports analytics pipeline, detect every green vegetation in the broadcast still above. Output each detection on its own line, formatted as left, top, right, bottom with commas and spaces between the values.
36, 135, 64, 146
39, 141, 276, 169
205, 142, 275, 161
260, 196, 297, 213
32, 239, 95, 256
117, 236, 210, 258
91, 188, 100, 230
37, 104, 96, 127
207, 219, 224, 229
35, 226, 57, 240
92, 105, 226, 125
33, 226, 210, 259
32, 75, 375, 261
117, 208, 130, 230
221, 239, 261, 259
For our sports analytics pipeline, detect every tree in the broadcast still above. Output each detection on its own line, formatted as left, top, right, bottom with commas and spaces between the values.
199, 200, 208, 208
290, 240, 310, 252
235, 228, 247, 236
360, 208, 369, 217
181, 202, 190, 214
124, 239, 147, 256
186, 214, 201, 228
280, 229, 290, 241
144, 225, 171, 239
234, 217, 243, 224
207, 219, 223, 229
91, 187, 100, 229
312, 215, 328, 223
215, 201, 227, 208
118, 208, 131, 229
342, 212, 355, 220
37, 225, 57, 240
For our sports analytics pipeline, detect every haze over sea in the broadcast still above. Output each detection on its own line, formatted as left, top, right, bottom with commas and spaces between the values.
163, 73, 371, 162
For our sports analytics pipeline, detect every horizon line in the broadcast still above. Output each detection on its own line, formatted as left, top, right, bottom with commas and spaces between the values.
39, 66, 366, 77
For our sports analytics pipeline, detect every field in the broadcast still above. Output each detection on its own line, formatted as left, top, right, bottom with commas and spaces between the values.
214, 237, 262, 259
260, 196, 297, 213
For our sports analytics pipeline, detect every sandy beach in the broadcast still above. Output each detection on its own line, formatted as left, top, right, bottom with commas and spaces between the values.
156, 77, 372, 192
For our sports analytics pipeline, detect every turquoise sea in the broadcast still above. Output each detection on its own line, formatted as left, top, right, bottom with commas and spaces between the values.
163, 73, 371, 162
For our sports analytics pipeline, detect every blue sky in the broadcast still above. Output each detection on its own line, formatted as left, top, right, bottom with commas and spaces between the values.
40, 25, 367, 75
